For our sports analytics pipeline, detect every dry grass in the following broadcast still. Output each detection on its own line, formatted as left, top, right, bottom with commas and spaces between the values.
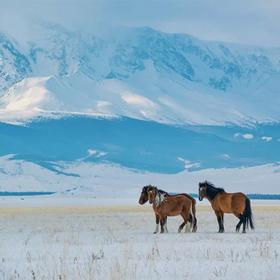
0, 203, 279, 279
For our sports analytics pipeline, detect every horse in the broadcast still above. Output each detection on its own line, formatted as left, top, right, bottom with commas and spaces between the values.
198, 181, 254, 233
139, 185, 197, 233
139, 185, 170, 233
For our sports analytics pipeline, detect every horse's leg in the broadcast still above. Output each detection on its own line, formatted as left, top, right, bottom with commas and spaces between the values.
242, 215, 247, 233
236, 218, 242, 232
215, 210, 224, 233
235, 213, 243, 232
178, 222, 185, 233
160, 217, 165, 233
181, 209, 190, 233
153, 214, 159, 234
163, 217, 168, 233
178, 213, 186, 233
215, 210, 221, 232
220, 212, 225, 233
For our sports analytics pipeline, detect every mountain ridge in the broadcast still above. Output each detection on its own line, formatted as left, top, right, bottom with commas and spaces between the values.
1, 23, 280, 125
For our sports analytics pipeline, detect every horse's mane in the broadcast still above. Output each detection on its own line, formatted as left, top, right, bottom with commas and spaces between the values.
203, 181, 225, 200
143, 185, 194, 201
143, 185, 168, 195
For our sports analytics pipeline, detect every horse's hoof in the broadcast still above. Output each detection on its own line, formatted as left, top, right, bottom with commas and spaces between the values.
153, 232, 157, 234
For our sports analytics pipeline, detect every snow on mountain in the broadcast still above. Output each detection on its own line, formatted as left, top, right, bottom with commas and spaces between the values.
1, 22, 280, 192
1, 23, 280, 125
1, 154, 280, 195
0, 33, 31, 92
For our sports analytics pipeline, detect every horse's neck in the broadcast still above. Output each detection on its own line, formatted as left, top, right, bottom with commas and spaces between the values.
154, 192, 166, 207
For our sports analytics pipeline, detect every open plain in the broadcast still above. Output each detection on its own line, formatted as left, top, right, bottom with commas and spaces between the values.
0, 199, 279, 280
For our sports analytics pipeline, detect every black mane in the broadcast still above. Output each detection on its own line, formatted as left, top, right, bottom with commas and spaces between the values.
143, 185, 168, 196
202, 181, 225, 200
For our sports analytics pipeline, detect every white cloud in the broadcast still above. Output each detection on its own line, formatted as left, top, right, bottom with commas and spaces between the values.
261, 136, 273, 142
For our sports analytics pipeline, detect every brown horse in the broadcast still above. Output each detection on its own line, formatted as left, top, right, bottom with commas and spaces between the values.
140, 185, 197, 233
139, 185, 169, 233
139, 185, 197, 233
198, 181, 254, 233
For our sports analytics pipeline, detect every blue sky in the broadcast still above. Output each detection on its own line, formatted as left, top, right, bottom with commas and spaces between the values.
1, 0, 280, 46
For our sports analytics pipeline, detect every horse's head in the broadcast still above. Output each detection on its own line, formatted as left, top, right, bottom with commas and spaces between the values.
139, 185, 154, 205
198, 181, 208, 201
147, 186, 157, 204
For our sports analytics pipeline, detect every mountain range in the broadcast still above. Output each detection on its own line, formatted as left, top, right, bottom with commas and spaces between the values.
1, 23, 280, 125
0, 21, 279, 177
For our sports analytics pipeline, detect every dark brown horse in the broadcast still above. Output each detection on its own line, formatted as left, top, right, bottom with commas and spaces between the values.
198, 181, 254, 233
139, 185, 197, 233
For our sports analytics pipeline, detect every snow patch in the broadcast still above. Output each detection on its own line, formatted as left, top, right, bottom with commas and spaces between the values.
220, 154, 231, 160
177, 157, 200, 170
234, 133, 254, 140
261, 136, 273, 142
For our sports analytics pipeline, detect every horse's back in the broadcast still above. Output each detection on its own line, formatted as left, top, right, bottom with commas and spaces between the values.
217, 192, 247, 214
161, 195, 192, 215
167, 193, 195, 203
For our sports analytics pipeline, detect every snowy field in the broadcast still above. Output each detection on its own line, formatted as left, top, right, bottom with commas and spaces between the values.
0, 200, 280, 280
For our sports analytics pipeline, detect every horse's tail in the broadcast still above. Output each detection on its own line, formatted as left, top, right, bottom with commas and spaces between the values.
244, 197, 254, 230
191, 198, 197, 232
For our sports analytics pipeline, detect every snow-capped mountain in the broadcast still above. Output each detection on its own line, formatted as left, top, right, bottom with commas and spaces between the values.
1, 22, 280, 125
0, 21, 280, 192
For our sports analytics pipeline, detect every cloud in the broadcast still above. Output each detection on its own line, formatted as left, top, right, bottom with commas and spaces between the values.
1, 0, 280, 46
